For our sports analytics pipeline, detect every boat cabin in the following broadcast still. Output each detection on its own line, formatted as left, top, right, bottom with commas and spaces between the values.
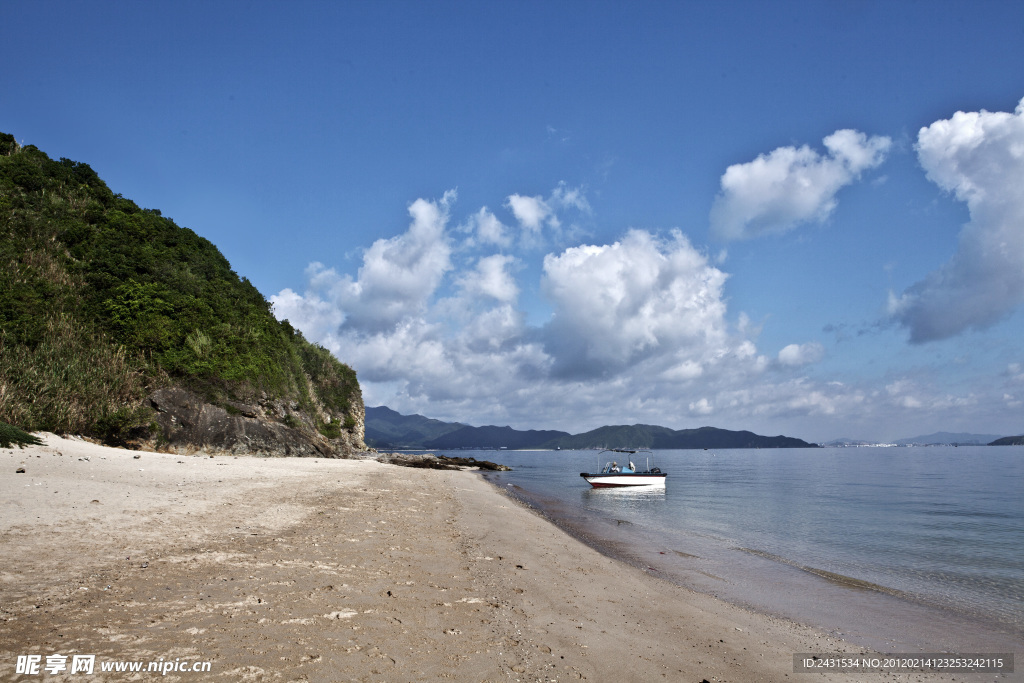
601, 460, 637, 474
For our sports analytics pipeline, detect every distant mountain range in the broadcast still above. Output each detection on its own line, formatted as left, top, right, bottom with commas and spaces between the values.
363, 406, 467, 449
365, 406, 817, 450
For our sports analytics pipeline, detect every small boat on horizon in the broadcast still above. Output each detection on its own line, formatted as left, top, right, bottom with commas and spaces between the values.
579, 448, 666, 488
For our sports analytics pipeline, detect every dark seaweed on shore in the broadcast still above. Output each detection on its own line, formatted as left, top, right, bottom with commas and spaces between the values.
381, 453, 511, 471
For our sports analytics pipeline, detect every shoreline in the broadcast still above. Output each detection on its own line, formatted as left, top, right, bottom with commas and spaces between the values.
494, 478, 1023, 658
1, 435, 991, 681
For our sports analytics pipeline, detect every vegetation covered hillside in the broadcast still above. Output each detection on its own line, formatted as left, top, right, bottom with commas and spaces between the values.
0, 132, 363, 454
365, 407, 819, 450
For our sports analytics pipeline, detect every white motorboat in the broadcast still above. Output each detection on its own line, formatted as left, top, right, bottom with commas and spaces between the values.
579, 449, 666, 488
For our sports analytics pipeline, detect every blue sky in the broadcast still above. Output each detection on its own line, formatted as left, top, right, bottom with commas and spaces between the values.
4, 0, 1024, 442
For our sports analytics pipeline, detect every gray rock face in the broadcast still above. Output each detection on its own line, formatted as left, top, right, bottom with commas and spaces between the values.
147, 387, 363, 457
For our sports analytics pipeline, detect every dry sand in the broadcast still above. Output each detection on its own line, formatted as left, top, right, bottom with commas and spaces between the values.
1, 435, 974, 682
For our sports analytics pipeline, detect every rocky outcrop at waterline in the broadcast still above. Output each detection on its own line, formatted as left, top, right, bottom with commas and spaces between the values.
374, 451, 511, 471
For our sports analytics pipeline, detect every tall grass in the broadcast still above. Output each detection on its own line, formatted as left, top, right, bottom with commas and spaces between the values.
0, 314, 153, 438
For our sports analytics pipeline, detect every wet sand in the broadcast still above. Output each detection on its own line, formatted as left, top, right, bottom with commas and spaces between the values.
1, 435, 982, 681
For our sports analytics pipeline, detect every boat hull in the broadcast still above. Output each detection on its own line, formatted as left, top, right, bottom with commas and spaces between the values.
580, 473, 667, 488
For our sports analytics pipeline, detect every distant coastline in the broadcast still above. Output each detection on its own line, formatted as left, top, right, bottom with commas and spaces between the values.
366, 405, 817, 450
368, 406, 1021, 450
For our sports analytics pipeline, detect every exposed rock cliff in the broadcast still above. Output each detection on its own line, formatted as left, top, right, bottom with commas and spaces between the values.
148, 387, 364, 457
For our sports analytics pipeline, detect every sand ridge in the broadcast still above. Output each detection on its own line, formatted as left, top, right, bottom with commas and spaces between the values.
1, 435, 965, 681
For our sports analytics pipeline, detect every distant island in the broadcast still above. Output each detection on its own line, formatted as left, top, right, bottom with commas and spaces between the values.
893, 432, 1005, 446
365, 406, 818, 450
825, 432, 1018, 447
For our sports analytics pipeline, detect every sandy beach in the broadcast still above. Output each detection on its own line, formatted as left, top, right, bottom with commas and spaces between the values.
1, 435, 978, 682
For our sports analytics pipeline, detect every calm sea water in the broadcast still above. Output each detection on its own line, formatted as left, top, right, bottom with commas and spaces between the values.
435, 446, 1024, 651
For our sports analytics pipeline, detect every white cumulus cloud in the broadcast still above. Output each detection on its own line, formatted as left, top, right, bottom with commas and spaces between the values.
689, 398, 714, 415
889, 97, 1024, 343
540, 230, 734, 378
506, 193, 555, 233
710, 129, 891, 241
465, 207, 512, 248
271, 278, 344, 341
456, 254, 520, 303
272, 192, 455, 335
505, 182, 590, 246
777, 342, 825, 367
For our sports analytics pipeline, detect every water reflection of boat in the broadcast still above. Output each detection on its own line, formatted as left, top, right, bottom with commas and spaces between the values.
579, 448, 666, 488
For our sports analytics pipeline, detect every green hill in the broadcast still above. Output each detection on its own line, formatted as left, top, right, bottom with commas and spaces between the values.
366, 408, 818, 450
0, 132, 364, 455
543, 424, 817, 449
364, 405, 467, 449
424, 425, 571, 450
542, 424, 678, 450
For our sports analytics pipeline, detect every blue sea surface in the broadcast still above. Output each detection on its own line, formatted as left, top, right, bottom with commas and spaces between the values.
438, 446, 1024, 651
